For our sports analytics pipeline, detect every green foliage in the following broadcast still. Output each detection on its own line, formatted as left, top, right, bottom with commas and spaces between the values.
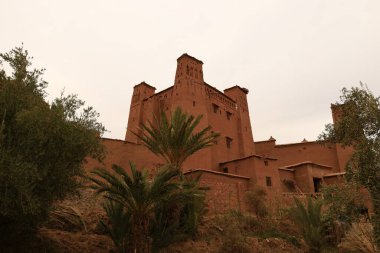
289, 197, 325, 253
321, 182, 364, 224
137, 107, 220, 170
100, 200, 131, 253
92, 106, 217, 252
321, 182, 365, 246
0, 46, 105, 240
319, 84, 380, 246
89, 163, 205, 253
245, 184, 268, 218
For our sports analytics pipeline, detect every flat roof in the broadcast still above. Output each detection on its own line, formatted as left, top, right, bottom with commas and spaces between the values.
280, 161, 333, 169
220, 154, 278, 164
100, 137, 139, 145
224, 85, 249, 94
204, 82, 237, 104
177, 53, 204, 64
133, 81, 156, 90
184, 169, 250, 180
323, 172, 346, 177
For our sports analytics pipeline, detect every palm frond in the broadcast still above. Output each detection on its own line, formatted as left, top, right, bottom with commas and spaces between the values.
290, 197, 324, 253
136, 107, 219, 170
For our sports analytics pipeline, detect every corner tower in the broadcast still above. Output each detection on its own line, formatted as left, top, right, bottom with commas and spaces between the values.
330, 104, 353, 172
125, 82, 156, 143
171, 54, 210, 129
224, 86, 256, 156
174, 53, 204, 85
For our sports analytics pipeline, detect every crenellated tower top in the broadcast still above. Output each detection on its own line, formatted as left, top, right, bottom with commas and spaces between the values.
174, 53, 204, 86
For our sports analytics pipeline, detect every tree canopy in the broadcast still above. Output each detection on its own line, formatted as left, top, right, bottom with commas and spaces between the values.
319, 84, 380, 246
0, 46, 105, 237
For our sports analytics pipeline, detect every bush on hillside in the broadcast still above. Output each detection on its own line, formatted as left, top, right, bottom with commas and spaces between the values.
0, 46, 105, 242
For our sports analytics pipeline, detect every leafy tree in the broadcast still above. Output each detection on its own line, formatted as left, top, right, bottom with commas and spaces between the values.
289, 197, 325, 253
89, 163, 204, 253
0, 46, 105, 240
321, 182, 365, 246
137, 107, 219, 170
319, 84, 380, 246
321, 182, 364, 224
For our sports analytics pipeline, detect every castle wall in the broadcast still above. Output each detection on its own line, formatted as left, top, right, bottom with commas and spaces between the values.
85, 138, 163, 175
256, 141, 345, 173
220, 156, 282, 197
253, 140, 276, 156
90, 53, 356, 212
278, 169, 296, 192
125, 54, 256, 172
185, 170, 249, 213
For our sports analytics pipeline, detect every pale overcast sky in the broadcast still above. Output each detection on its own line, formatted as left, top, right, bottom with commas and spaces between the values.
1, 0, 379, 144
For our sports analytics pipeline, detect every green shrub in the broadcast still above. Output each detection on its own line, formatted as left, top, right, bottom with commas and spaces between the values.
90, 163, 205, 253
0, 46, 105, 243
321, 182, 365, 246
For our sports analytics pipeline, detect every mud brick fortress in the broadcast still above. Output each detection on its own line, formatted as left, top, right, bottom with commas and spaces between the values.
86, 54, 352, 212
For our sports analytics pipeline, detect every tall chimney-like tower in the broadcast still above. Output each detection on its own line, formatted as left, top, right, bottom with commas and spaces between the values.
224, 86, 256, 156
330, 103, 353, 172
125, 82, 156, 143
174, 53, 204, 86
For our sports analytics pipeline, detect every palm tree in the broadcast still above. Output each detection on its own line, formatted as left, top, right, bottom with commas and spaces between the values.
89, 163, 204, 253
289, 197, 325, 253
99, 200, 131, 253
136, 107, 219, 170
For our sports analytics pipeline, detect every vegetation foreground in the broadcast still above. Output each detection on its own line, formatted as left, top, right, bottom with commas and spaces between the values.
1, 47, 379, 252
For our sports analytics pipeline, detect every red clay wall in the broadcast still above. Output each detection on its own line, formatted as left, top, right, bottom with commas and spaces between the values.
125, 54, 256, 172
185, 170, 250, 213
278, 169, 296, 192
255, 141, 348, 173
85, 138, 163, 175
220, 156, 282, 197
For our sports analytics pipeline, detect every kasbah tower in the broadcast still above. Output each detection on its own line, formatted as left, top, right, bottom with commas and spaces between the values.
86, 53, 353, 212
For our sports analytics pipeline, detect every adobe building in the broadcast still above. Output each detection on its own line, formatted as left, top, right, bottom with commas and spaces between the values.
85, 54, 352, 212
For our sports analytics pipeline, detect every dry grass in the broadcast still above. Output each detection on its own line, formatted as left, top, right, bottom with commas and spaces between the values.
49, 205, 88, 232
39, 228, 113, 253
339, 223, 377, 253
36, 189, 309, 253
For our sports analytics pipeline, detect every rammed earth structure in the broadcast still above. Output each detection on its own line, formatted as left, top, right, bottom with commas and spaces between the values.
85, 54, 351, 212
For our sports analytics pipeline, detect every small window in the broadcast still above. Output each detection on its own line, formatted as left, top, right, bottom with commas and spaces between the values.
264, 160, 268, 166
193, 101, 196, 107
226, 111, 232, 120
226, 137, 232, 149
222, 167, 229, 173
212, 103, 219, 113
266, 177, 272, 187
